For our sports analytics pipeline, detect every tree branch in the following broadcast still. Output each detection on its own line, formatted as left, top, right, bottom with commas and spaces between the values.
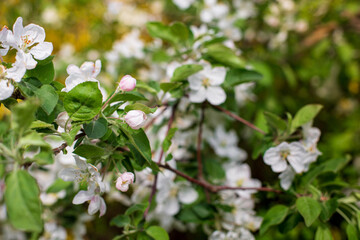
52, 132, 86, 155
157, 163, 281, 193
212, 105, 266, 135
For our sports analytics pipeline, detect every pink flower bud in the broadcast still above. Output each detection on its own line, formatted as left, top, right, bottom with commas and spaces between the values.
124, 110, 147, 129
118, 75, 136, 92
55, 111, 71, 129
115, 172, 134, 192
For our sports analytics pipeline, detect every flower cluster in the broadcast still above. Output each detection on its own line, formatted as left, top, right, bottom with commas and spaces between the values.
0, 17, 53, 100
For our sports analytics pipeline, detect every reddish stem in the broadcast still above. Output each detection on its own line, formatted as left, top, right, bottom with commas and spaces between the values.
212, 105, 266, 135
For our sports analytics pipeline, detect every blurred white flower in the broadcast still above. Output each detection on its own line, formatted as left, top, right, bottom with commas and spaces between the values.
200, 0, 229, 23
172, 0, 195, 10
207, 126, 247, 162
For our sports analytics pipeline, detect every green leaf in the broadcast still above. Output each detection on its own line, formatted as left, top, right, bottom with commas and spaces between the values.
301, 156, 351, 184
162, 127, 177, 152
30, 120, 55, 130
108, 92, 148, 104
263, 111, 287, 132
224, 68, 263, 87
145, 226, 169, 240
11, 98, 40, 132
19, 132, 51, 148
320, 198, 338, 221
260, 205, 289, 235
84, 118, 108, 139
204, 158, 225, 181
61, 125, 82, 146
125, 203, 148, 216
315, 225, 333, 240
64, 82, 103, 121
160, 82, 182, 92
119, 125, 153, 164
73, 144, 105, 159
171, 64, 203, 82
279, 212, 301, 234
170, 22, 190, 43
346, 224, 358, 240
18, 77, 42, 97
205, 44, 245, 68
147, 22, 176, 44
296, 197, 322, 227
46, 179, 72, 193
32, 150, 54, 165
291, 104, 323, 133
34, 84, 58, 115
27, 61, 55, 84
5, 170, 43, 232
110, 215, 131, 228
125, 103, 157, 114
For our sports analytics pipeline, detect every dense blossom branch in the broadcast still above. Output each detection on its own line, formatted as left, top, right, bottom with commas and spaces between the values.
212, 105, 266, 135
157, 163, 282, 193
144, 102, 179, 218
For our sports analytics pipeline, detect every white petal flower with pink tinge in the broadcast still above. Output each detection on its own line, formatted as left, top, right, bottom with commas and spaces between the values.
115, 172, 135, 192
7, 17, 53, 70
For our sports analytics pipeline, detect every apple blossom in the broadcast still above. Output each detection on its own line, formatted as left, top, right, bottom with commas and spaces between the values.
263, 141, 308, 174
115, 172, 134, 192
117, 75, 136, 92
0, 26, 10, 56
172, 0, 195, 10
188, 62, 227, 105
124, 110, 147, 129
62, 60, 101, 92
7, 17, 53, 69
207, 126, 247, 162
55, 111, 71, 129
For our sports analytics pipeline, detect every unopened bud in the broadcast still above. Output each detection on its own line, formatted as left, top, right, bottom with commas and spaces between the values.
118, 75, 136, 92
55, 111, 71, 129
124, 110, 147, 130
115, 172, 134, 192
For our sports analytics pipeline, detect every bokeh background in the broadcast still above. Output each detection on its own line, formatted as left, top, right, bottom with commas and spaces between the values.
0, 0, 359, 239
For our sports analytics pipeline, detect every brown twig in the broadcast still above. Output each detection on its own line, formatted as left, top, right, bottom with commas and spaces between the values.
212, 105, 266, 135
157, 163, 281, 193
52, 132, 86, 155
143, 102, 179, 219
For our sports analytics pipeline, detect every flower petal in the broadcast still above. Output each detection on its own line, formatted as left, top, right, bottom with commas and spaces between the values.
178, 185, 198, 204
88, 195, 100, 215
189, 87, 206, 103
279, 166, 295, 190
188, 74, 203, 90
23, 23, 46, 46
30, 42, 53, 60
73, 190, 93, 204
0, 80, 14, 101
206, 86, 226, 105
58, 168, 77, 181
206, 67, 226, 86
12, 17, 24, 46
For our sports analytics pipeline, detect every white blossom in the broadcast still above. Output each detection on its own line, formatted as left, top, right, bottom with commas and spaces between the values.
188, 62, 227, 105
7, 17, 53, 69
62, 59, 101, 92
207, 126, 247, 162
